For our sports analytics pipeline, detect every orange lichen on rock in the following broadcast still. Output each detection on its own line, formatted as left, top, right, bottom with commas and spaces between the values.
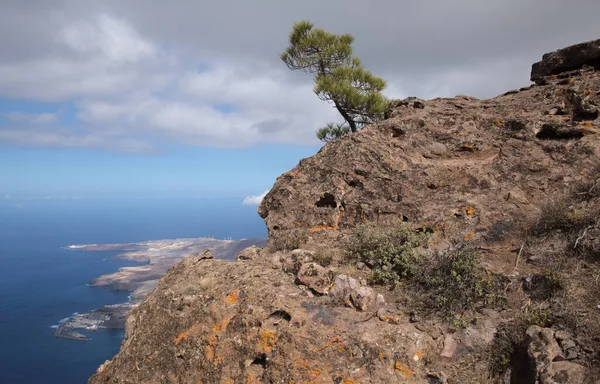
313, 336, 340, 353
380, 315, 401, 325
464, 231, 475, 241
206, 316, 233, 362
413, 351, 423, 362
310, 225, 332, 232
309, 210, 344, 232
213, 317, 232, 333
465, 206, 475, 216
394, 361, 414, 379
494, 119, 503, 127
257, 329, 277, 353
174, 322, 200, 344
580, 122, 593, 128
225, 290, 239, 304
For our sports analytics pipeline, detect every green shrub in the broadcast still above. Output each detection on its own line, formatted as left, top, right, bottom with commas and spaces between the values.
418, 250, 502, 319
346, 224, 428, 286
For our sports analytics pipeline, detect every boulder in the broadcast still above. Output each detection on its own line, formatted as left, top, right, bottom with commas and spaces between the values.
526, 326, 588, 383
235, 245, 261, 261
350, 286, 378, 311
527, 326, 563, 374
328, 274, 359, 299
531, 38, 600, 84
296, 262, 333, 295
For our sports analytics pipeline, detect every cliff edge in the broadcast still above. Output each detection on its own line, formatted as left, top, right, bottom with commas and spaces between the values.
90, 40, 600, 384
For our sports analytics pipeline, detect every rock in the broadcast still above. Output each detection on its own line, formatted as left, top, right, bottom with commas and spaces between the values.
236, 245, 261, 261
89, 254, 440, 384
356, 261, 366, 270
350, 286, 377, 311
527, 326, 563, 374
555, 330, 572, 341
565, 349, 578, 360
197, 249, 213, 260
543, 361, 587, 384
560, 339, 577, 350
531, 38, 600, 84
328, 274, 359, 299
524, 326, 588, 382
440, 334, 458, 360
296, 262, 332, 295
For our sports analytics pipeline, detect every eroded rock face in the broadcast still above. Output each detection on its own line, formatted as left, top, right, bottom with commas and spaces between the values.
89, 254, 438, 383
531, 38, 600, 84
259, 44, 600, 252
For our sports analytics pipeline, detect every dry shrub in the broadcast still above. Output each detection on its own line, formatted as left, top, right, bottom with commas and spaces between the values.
312, 248, 333, 267
269, 230, 308, 252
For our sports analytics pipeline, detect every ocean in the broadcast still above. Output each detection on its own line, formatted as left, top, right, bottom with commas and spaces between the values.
0, 198, 267, 384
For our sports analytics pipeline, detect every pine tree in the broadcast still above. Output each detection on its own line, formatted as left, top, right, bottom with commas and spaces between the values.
281, 21, 388, 140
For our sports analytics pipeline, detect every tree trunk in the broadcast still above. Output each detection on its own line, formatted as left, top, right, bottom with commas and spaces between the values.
334, 101, 356, 132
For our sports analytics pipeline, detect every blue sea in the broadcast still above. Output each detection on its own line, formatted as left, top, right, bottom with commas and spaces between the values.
0, 198, 266, 384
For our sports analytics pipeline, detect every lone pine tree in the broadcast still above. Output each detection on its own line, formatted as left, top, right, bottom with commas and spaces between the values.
281, 21, 388, 142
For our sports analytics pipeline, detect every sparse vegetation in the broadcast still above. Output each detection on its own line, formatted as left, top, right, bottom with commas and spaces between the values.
417, 250, 503, 319
489, 307, 555, 378
346, 224, 427, 286
270, 231, 308, 252
531, 200, 594, 236
312, 248, 334, 267
523, 269, 565, 300
347, 225, 502, 319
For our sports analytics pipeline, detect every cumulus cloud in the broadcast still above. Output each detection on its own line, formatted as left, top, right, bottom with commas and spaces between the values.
243, 190, 269, 206
0, 1, 599, 152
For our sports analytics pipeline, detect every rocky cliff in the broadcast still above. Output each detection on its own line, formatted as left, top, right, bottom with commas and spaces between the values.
90, 40, 600, 384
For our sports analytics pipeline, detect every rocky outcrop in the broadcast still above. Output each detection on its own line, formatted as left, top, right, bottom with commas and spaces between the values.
91, 40, 600, 383
259, 46, 600, 253
531, 38, 600, 84
89, 252, 440, 383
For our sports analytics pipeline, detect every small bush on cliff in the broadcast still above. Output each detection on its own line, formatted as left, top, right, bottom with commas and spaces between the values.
281, 21, 388, 141
312, 248, 334, 267
416, 250, 502, 319
346, 224, 427, 285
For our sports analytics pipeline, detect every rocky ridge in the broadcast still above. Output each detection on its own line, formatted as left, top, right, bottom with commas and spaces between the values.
90, 39, 600, 383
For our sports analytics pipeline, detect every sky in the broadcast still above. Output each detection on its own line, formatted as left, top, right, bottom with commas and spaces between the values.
1, 0, 599, 202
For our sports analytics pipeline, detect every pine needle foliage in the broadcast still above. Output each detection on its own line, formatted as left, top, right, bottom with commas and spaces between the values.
281, 21, 388, 141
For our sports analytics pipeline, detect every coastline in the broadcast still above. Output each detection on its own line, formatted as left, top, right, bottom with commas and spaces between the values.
54, 237, 266, 341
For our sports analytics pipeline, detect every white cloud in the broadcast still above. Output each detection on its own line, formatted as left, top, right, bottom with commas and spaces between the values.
60, 14, 156, 63
243, 190, 269, 206
1, 2, 599, 152
0, 13, 338, 150
2, 112, 59, 125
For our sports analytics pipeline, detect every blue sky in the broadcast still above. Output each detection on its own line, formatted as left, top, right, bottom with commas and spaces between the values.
0, 144, 319, 199
1, 1, 599, 202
